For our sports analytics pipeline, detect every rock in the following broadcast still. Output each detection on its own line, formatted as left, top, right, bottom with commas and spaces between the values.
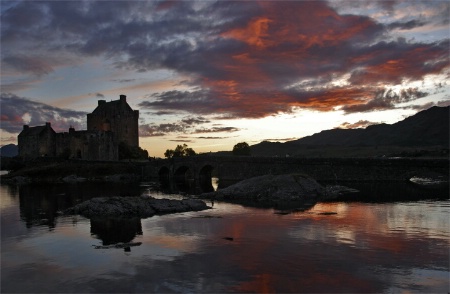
201, 174, 358, 207
143, 198, 210, 214
201, 174, 324, 205
64, 196, 210, 218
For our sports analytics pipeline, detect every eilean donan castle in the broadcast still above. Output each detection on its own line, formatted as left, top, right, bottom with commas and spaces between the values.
18, 95, 139, 161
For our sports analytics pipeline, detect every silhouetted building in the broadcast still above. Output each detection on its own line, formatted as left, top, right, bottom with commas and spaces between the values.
18, 122, 56, 158
18, 94, 139, 161
87, 95, 139, 147
55, 128, 118, 161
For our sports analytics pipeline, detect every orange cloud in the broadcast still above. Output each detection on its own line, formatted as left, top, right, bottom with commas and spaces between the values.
204, 1, 387, 116
137, 1, 449, 118
223, 17, 273, 49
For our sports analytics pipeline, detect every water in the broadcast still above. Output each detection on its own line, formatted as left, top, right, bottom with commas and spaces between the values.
1, 180, 449, 293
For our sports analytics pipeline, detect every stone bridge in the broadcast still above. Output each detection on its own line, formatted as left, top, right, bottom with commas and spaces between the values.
140, 156, 449, 194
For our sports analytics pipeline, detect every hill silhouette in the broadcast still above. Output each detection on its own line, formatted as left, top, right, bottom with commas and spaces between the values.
250, 106, 449, 157
0, 144, 18, 157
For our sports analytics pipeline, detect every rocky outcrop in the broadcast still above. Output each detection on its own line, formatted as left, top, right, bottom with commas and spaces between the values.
65, 196, 210, 218
201, 174, 358, 206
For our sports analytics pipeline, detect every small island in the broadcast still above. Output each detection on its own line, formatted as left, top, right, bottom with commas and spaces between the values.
64, 195, 210, 218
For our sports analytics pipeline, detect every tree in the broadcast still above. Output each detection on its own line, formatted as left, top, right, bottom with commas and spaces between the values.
232, 142, 251, 156
164, 149, 174, 159
164, 144, 197, 158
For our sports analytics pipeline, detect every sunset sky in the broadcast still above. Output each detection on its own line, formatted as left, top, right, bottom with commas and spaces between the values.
1, 0, 449, 157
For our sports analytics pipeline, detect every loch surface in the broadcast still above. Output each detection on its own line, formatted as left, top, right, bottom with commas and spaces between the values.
1, 181, 449, 293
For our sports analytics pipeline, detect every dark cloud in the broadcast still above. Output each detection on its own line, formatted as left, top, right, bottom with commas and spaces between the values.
95, 93, 104, 98
2, 55, 54, 77
387, 20, 427, 30
0, 93, 86, 134
341, 87, 428, 113
134, 1, 447, 117
436, 100, 450, 107
348, 40, 449, 85
139, 90, 216, 115
193, 127, 239, 134
196, 136, 228, 139
403, 100, 450, 112
140, 115, 212, 136
2, 0, 449, 118
139, 122, 185, 137
181, 117, 210, 125
139, 118, 239, 137
111, 79, 136, 83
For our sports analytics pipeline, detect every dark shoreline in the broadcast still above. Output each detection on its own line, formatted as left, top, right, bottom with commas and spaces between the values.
2, 158, 448, 201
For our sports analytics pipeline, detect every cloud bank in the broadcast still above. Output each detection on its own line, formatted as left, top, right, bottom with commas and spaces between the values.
0, 93, 86, 133
2, 0, 449, 121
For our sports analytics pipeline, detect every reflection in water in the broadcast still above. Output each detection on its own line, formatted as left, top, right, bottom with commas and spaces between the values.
90, 217, 142, 246
1, 181, 449, 293
211, 176, 219, 191
329, 180, 449, 202
14, 182, 142, 229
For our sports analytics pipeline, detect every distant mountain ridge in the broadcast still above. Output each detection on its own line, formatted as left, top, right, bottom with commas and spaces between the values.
250, 106, 449, 157
0, 144, 18, 157
292, 106, 449, 147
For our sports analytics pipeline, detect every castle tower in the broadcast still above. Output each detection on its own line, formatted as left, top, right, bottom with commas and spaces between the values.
86, 94, 139, 147
18, 122, 56, 158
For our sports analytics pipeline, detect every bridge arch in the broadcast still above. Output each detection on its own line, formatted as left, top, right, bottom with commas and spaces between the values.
174, 165, 194, 192
158, 166, 170, 189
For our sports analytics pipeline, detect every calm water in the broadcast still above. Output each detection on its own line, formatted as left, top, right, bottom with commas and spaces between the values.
1, 180, 449, 293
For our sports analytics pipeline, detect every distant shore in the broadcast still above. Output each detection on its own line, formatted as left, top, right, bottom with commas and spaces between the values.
0, 160, 144, 184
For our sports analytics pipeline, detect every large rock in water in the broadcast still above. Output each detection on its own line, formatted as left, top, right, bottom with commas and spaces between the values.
201, 174, 356, 207
65, 196, 210, 218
